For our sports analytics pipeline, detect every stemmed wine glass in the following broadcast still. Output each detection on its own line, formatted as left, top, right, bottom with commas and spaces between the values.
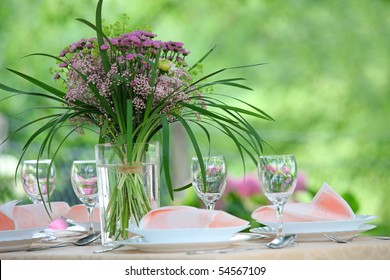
21, 159, 56, 204
71, 160, 98, 234
21, 159, 56, 240
191, 155, 227, 210
258, 155, 297, 248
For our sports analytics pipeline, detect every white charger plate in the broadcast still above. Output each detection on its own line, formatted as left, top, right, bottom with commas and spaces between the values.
258, 215, 376, 234
127, 225, 249, 244
118, 233, 251, 252
0, 227, 44, 242
250, 224, 377, 242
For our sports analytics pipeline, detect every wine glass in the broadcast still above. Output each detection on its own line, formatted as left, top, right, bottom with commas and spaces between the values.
191, 155, 227, 210
21, 159, 56, 241
21, 159, 56, 204
258, 154, 297, 247
71, 160, 98, 234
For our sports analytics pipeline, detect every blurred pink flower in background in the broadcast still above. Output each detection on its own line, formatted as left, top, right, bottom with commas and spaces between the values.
225, 175, 260, 197
295, 171, 308, 192
225, 171, 308, 196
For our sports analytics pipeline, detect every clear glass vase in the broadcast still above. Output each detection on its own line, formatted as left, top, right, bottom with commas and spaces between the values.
95, 142, 160, 246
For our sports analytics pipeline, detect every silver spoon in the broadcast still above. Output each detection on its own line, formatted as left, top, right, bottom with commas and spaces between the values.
26, 232, 100, 251
266, 234, 296, 249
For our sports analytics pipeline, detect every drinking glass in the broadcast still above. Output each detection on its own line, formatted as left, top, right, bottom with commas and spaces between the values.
21, 159, 56, 241
191, 155, 227, 210
71, 160, 98, 234
21, 159, 56, 204
258, 155, 297, 245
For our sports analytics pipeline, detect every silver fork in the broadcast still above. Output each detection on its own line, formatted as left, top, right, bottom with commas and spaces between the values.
324, 234, 390, 243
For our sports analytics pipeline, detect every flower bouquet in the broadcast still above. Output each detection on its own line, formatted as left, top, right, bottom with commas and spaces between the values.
0, 0, 273, 244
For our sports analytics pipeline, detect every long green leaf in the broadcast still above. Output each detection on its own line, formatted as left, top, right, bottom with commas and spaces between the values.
179, 102, 240, 125
6, 68, 66, 99
201, 94, 275, 121
191, 63, 266, 87
171, 113, 206, 191
173, 183, 192, 192
188, 45, 216, 72
160, 114, 174, 199
126, 99, 133, 163
0, 114, 62, 146
95, 0, 110, 73
0, 83, 66, 104
204, 102, 272, 120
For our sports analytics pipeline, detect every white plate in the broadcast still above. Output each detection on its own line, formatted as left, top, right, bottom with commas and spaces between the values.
127, 225, 249, 244
66, 220, 101, 233
250, 224, 377, 242
0, 227, 45, 242
259, 215, 376, 233
118, 234, 251, 252
0, 238, 42, 252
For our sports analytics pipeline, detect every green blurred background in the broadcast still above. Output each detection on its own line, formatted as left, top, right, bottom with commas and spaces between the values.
0, 0, 389, 234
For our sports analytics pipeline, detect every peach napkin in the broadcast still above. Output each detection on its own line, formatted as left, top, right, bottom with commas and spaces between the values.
139, 206, 249, 229
252, 183, 356, 223
0, 200, 70, 230
64, 204, 100, 223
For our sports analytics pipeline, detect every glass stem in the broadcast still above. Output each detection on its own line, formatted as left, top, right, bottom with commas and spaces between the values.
86, 205, 95, 234
206, 203, 215, 211
275, 203, 285, 238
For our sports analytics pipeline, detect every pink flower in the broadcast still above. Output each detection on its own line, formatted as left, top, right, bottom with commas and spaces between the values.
281, 165, 291, 174
295, 171, 308, 192
225, 175, 260, 197
266, 164, 277, 173
100, 44, 110, 50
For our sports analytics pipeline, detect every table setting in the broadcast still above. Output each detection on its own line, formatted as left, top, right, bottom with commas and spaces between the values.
1, 152, 389, 259
0, 0, 389, 261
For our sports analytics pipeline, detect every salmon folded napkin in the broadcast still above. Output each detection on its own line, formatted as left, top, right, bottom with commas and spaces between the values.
139, 206, 249, 229
64, 204, 100, 223
129, 206, 249, 243
252, 183, 355, 223
0, 200, 70, 230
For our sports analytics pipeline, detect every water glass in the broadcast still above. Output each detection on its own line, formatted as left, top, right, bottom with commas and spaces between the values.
21, 159, 56, 204
258, 154, 297, 242
191, 155, 227, 210
71, 160, 98, 234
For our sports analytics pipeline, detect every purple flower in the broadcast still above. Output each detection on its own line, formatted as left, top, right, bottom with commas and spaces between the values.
53, 72, 60, 80
59, 61, 68, 68
281, 165, 291, 174
125, 53, 136, 60
225, 175, 260, 197
55, 27, 195, 127
266, 164, 277, 173
58, 49, 68, 57
100, 44, 110, 51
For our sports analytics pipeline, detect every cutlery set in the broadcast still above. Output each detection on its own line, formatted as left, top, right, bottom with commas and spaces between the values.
2, 232, 389, 254
324, 234, 390, 243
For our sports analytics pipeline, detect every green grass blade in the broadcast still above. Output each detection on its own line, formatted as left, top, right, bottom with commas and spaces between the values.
126, 99, 133, 163
6, 68, 66, 99
160, 114, 174, 199
0, 83, 66, 104
173, 183, 192, 192
172, 113, 206, 191
188, 45, 216, 72
95, 0, 110, 73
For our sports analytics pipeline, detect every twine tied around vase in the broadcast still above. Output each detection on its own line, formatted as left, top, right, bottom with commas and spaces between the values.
118, 162, 143, 174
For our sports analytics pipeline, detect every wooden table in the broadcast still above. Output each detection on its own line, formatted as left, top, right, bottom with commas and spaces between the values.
1, 233, 390, 260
